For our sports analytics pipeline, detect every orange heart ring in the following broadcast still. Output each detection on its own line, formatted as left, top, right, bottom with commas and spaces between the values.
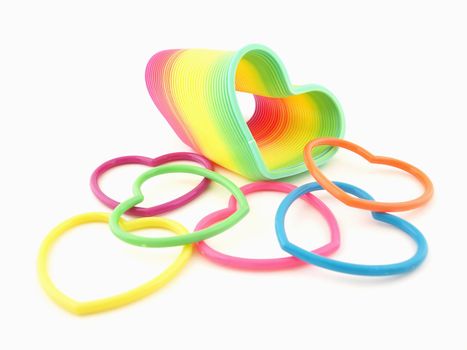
304, 138, 434, 212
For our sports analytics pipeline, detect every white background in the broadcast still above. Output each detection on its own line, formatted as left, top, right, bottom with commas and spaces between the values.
1, 1, 466, 349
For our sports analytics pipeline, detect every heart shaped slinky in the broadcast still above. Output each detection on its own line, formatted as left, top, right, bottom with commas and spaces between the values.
145, 44, 345, 180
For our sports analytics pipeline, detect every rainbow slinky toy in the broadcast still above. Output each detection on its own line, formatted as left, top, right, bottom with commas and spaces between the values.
145, 44, 345, 180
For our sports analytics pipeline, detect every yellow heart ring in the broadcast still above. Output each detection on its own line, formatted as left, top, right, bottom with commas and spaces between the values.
37, 212, 192, 315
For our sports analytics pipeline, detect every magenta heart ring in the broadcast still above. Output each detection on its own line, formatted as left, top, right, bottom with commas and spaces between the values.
90, 152, 214, 216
